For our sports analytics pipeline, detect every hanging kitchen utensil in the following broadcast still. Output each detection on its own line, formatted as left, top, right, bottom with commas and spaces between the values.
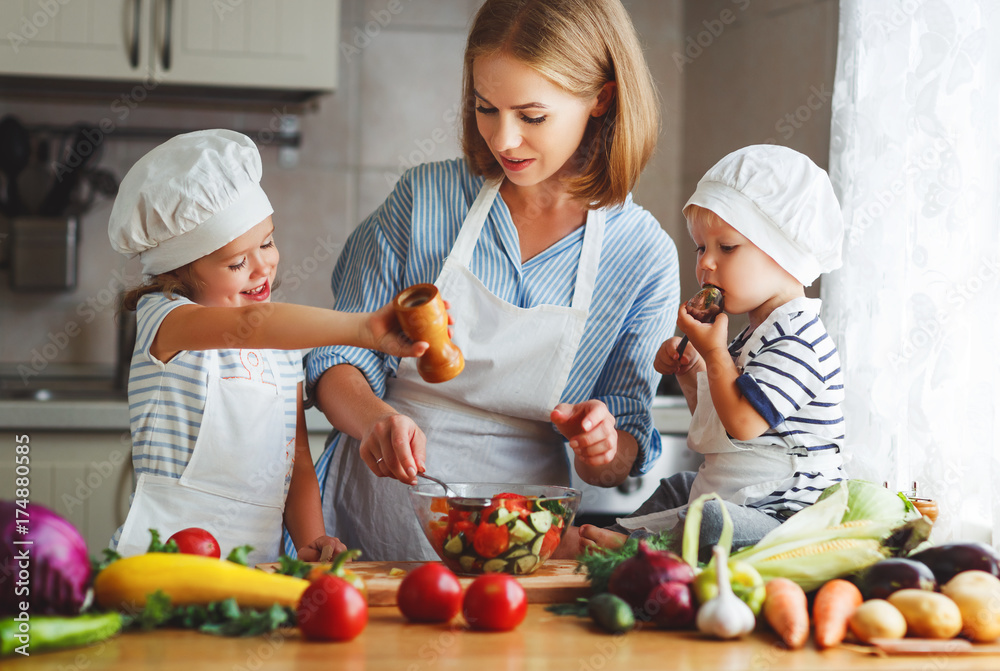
0, 115, 32, 217
17, 137, 55, 216
40, 123, 102, 217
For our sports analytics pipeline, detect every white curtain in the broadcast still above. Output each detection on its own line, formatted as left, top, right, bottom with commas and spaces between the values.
824, 0, 1000, 546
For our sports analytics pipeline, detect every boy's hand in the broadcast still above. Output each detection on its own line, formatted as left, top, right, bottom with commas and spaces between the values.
551, 400, 617, 466
297, 535, 348, 562
677, 304, 729, 360
362, 412, 425, 485
654, 336, 704, 376
367, 303, 430, 358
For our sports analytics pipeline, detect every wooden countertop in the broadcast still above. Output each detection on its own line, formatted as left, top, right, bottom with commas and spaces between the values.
8, 605, 1000, 670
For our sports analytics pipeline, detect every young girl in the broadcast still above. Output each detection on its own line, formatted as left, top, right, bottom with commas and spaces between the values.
305, 0, 680, 561
107, 129, 428, 565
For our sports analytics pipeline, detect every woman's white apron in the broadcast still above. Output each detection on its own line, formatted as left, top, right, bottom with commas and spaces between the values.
322, 178, 605, 561
117, 349, 291, 565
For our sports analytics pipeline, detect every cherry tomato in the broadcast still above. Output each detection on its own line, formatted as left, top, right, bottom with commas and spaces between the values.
397, 563, 463, 623
167, 527, 221, 558
472, 521, 509, 559
462, 574, 527, 632
297, 574, 368, 641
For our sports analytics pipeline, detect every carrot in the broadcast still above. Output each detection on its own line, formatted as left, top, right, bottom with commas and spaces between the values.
812, 579, 863, 649
763, 577, 810, 649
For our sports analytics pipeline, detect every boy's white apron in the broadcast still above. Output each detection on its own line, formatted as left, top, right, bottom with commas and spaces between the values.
322, 178, 605, 561
116, 349, 290, 565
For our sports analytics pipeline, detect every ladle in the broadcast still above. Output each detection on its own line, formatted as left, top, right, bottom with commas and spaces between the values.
416, 472, 491, 508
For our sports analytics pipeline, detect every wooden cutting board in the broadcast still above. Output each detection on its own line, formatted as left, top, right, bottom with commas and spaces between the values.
257, 559, 590, 606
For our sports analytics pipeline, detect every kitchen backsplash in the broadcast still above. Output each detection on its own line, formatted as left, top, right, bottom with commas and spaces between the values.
0, 0, 836, 372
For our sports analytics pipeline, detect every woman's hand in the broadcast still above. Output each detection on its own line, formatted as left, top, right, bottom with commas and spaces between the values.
550, 400, 617, 466
297, 535, 348, 562
654, 336, 705, 377
360, 412, 426, 485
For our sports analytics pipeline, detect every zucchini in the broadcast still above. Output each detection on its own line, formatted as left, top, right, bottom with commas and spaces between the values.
489, 506, 518, 526
94, 553, 308, 610
443, 534, 464, 557
1, 612, 123, 657
509, 519, 536, 544
528, 510, 553, 533
514, 555, 538, 574
483, 559, 507, 573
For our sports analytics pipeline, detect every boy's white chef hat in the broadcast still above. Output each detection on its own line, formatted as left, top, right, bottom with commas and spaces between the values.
683, 144, 843, 286
108, 129, 273, 276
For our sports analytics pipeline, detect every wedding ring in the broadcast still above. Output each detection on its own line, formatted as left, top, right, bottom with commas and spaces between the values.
376, 457, 384, 465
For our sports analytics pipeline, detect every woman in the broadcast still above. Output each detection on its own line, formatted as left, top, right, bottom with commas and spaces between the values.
306, 0, 680, 561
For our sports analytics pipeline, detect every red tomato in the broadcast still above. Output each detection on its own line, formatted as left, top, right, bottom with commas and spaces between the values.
462, 574, 527, 632
167, 527, 221, 558
297, 574, 368, 641
472, 521, 509, 559
539, 526, 562, 558
397, 563, 463, 623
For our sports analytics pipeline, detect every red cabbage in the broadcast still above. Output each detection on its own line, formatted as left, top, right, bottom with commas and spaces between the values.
1, 500, 91, 615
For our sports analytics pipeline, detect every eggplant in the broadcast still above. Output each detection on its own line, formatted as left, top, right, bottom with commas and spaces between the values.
907, 542, 1000, 585
860, 558, 937, 600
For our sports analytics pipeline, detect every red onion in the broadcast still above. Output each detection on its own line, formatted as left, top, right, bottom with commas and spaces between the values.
645, 580, 696, 629
1, 500, 91, 615
608, 541, 694, 615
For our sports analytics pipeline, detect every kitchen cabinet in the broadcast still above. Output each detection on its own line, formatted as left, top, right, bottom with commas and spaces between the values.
0, 0, 338, 94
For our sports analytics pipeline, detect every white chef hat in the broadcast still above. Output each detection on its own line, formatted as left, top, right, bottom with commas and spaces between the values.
683, 144, 843, 286
108, 129, 273, 276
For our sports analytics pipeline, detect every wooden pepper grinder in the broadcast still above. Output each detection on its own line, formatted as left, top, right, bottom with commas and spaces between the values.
393, 283, 464, 383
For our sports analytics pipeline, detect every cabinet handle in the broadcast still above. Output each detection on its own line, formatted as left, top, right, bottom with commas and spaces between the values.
159, 0, 173, 71
129, 0, 141, 68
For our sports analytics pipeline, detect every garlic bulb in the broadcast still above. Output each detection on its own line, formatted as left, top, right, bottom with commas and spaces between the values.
696, 545, 756, 639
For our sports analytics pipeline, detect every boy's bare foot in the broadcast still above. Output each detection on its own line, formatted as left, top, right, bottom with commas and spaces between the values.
579, 524, 627, 551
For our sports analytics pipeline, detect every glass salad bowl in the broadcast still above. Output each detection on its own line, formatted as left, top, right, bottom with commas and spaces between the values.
409, 483, 582, 576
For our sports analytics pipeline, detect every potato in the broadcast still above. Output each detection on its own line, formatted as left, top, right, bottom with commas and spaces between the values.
941, 570, 1000, 642
848, 599, 907, 643
888, 589, 963, 639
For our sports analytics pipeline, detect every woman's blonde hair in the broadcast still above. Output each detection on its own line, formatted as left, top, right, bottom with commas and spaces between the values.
461, 0, 660, 209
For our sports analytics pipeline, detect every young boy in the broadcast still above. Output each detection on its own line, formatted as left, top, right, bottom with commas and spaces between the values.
562, 144, 848, 559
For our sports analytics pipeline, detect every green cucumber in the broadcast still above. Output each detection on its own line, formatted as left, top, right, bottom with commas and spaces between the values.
531, 535, 545, 556
1, 612, 123, 657
509, 519, 536, 544
483, 558, 507, 573
489, 506, 518, 526
459, 555, 477, 572
504, 546, 530, 559
587, 593, 635, 634
443, 534, 464, 557
514, 554, 538, 574
528, 510, 553, 533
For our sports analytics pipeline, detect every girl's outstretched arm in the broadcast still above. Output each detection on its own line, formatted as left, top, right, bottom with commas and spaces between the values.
151, 301, 427, 362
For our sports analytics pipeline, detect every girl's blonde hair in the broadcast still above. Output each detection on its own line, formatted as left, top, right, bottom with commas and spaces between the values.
119, 266, 204, 313
461, 0, 660, 209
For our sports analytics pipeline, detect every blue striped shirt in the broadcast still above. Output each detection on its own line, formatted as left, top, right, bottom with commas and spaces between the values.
732, 297, 846, 515
305, 159, 679, 476
112, 293, 303, 548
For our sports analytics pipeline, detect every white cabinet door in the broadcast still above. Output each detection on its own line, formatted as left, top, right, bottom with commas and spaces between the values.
0, 0, 149, 81
0, 0, 338, 92
157, 0, 338, 90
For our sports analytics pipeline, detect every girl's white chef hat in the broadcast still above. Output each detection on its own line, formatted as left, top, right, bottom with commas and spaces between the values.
683, 144, 843, 287
108, 129, 273, 276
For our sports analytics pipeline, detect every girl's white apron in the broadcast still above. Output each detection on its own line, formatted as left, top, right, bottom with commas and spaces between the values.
322, 178, 605, 561
117, 348, 291, 565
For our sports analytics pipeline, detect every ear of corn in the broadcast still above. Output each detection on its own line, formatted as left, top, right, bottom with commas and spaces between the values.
749, 539, 887, 592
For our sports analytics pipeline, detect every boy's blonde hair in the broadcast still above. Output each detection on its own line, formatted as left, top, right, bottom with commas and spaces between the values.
461, 0, 660, 209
